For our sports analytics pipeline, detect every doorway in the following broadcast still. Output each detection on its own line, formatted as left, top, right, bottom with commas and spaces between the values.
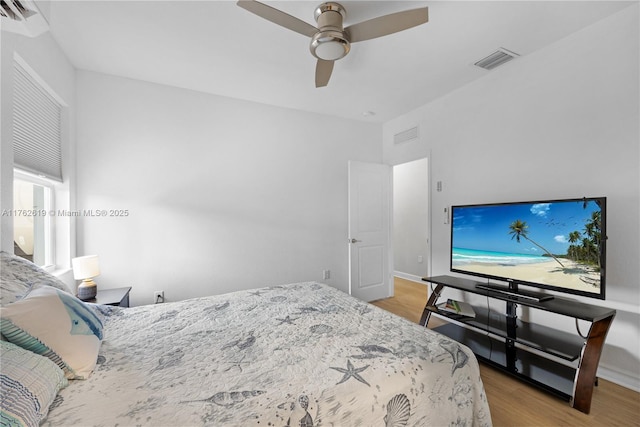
393, 158, 430, 282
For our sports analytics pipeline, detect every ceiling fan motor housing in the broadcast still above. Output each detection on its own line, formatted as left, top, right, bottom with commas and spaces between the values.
310, 2, 350, 61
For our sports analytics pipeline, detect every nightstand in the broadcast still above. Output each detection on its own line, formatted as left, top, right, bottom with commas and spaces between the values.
89, 287, 132, 307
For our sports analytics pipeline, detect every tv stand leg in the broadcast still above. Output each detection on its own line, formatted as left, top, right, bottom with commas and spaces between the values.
572, 314, 615, 414
420, 284, 443, 327
506, 300, 518, 371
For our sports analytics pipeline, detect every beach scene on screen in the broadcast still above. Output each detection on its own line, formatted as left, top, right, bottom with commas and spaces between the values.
452, 200, 603, 295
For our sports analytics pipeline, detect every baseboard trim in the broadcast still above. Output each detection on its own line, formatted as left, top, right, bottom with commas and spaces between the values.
393, 271, 426, 284
598, 365, 640, 392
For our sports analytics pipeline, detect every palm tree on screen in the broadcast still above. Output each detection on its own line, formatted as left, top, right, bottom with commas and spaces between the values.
508, 219, 565, 268
568, 231, 582, 261
584, 211, 602, 269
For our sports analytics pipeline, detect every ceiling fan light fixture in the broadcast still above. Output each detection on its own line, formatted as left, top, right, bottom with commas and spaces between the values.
310, 31, 350, 60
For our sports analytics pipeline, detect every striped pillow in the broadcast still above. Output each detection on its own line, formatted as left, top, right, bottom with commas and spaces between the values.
0, 286, 103, 379
0, 340, 68, 427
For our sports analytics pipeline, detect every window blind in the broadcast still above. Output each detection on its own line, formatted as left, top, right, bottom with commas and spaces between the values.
13, 61, 63, 181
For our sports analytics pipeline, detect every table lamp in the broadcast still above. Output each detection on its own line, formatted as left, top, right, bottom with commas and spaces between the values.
72, 255, 100, 301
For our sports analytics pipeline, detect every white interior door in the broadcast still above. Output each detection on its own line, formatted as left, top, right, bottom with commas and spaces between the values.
348, 161, 392, 302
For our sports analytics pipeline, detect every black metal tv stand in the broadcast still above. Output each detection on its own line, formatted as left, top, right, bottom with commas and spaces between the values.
420, 275, 616, 414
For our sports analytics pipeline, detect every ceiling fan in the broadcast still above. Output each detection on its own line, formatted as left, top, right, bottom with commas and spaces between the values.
237, 1, 429, 87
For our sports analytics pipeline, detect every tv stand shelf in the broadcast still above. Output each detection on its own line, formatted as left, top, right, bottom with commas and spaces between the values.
420, 275, 616, 414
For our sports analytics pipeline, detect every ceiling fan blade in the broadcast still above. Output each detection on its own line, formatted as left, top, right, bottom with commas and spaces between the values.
315, 59, 334, 88
237, 1, 317, 38
346, 7, 428, 43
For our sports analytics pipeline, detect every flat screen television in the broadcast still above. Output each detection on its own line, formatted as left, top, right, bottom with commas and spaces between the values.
450, 197, 606, 300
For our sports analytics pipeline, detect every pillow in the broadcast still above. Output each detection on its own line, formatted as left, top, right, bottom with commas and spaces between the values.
1, 251, 73, 307
0, 340, 68, 427
0, 286, 103, 379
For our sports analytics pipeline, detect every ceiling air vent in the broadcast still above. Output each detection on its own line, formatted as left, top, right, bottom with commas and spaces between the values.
394, 126, 418, 144
0, 0, 36, 20
474, 48, 519, 70
0, 0, 48, 37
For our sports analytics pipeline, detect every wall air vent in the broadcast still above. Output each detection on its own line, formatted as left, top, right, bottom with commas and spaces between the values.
394, 126, 418, 144
474, 48, 519, 70
0, 0, 48, 37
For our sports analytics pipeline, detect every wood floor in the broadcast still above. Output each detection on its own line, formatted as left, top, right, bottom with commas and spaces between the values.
371, 277, 640, 427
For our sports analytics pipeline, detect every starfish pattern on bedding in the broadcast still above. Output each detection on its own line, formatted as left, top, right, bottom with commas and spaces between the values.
276, 315, 298, 325
223, 355, 249, 373
330, 360, 370, 387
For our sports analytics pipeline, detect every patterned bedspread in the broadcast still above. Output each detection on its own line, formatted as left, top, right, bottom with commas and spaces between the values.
44, 282, 491, 426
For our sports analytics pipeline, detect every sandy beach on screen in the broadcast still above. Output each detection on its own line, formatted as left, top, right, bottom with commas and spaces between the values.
461, 259, 601, 294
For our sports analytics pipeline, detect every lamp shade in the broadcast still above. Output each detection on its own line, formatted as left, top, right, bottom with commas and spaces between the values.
72, 255, 100, 280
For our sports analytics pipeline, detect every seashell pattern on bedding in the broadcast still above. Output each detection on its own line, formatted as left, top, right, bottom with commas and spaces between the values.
384, 394, 411, 427
43, 282, 492, 426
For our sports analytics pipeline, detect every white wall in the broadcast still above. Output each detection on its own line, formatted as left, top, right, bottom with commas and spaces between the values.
0, 30, 77, 284
393, 158, 429, 280
75, 71, 382, 305
383, 5, 639, 390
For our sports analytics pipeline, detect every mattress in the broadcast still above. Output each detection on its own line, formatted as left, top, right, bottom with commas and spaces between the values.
43, 282, 492, 426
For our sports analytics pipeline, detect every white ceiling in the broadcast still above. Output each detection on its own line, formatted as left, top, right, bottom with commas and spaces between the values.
46, 1, 633, 122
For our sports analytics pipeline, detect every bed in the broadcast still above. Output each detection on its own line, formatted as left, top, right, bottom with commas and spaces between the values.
1, 252, 492, 426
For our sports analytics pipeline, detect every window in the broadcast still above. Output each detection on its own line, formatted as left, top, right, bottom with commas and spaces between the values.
13, 173, 54, 268
11, 56, 64, 268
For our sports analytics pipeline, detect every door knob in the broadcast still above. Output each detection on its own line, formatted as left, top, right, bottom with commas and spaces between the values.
350, 238, 361, 244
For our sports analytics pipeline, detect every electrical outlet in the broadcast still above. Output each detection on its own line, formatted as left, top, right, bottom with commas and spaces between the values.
154, 290, 164, 304
323, 270, 330, 280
